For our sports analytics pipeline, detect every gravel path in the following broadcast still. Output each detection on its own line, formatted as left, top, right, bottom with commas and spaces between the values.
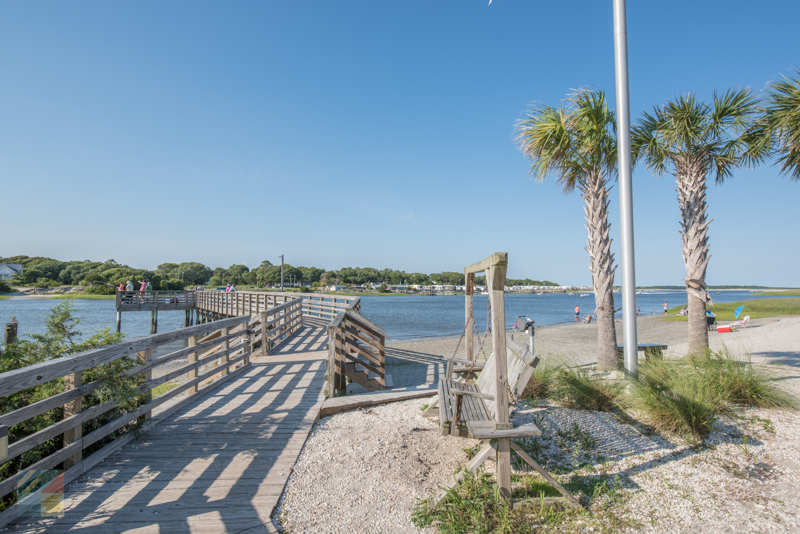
276, 315, 800, 533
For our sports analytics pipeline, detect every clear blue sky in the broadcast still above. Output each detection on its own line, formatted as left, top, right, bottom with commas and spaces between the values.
2, 1, 798, 286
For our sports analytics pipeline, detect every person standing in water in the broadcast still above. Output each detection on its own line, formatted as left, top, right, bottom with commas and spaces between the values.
574, 305, 580, 321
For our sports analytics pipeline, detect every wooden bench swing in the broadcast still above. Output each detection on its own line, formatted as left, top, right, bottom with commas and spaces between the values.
427, 252, 579, 509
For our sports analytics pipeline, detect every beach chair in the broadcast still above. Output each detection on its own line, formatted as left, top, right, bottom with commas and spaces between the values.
431, 337, 579, 508
706, 314, 717, 331
581, 314, 593, 324
723, 315, 750, 329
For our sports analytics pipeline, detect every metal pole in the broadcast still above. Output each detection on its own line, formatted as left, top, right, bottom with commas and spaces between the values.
613, 0, 638, 378
280, 255, 284, 291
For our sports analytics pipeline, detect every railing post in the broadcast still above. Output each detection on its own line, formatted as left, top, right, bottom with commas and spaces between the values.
63, 371, 82, 470
378, 334, 386, 389
261, 311, 268, 356
326, 322, 337, 398
221, 326, 230, 376
187, 336, 198, 394
139, 348, 153, 419
242, 323, 251, 366
336, 324, 347, 397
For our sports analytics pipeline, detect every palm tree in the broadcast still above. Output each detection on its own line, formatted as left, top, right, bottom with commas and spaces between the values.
763, 69, 800, 180
632, 89, 763, 355
516, 89, 619, 371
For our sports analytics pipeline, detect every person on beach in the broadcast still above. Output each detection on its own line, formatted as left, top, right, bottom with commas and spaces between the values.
637, 306, 640, 315
663, 301, 668, 314
575, 305, 580, 321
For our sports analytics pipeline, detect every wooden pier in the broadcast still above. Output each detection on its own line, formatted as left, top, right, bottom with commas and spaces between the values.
0, 292, 391, 532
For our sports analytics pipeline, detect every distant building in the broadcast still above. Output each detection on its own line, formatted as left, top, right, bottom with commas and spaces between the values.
0, 264, 22, 281
327, 285, 347, 292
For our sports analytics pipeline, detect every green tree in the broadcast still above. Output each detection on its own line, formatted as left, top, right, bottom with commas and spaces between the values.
632, 89, 764, 354
762, 69, 800, 180
516, 89, 619, 370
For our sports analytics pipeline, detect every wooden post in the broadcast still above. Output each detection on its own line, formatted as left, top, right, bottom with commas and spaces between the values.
4, 321, 18, 345
378, 333, 386, 389
465, 272, 474, 361
150, 310, 158, 334
63, 371, 82, 470
336, 326, 347, 397
187, 336, 198, 394
139, 348, 153, 420
221, 326, 230, 375
116, 311, 122, 333
488, 256, 511, 500
326, 323, 337, 398
261, 311, 268, 356
242, 323, 251, 366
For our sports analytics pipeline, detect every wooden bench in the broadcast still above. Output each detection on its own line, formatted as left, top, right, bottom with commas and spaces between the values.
432, 338, 579, 508
438, 339, 537, 437
617, 343, 667, 360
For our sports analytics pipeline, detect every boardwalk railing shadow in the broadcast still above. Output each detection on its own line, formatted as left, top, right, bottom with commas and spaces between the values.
12, 323, 329, 534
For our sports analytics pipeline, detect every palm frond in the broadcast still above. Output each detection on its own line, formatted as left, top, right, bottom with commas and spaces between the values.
763, 68, 800, 180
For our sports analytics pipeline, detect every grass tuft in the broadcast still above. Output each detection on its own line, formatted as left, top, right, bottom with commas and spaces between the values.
521, 359, 562, 400
665, 297, 800, 321
551, 368, 622, 412
625, 358, 722, 441
691, 348, 798, 410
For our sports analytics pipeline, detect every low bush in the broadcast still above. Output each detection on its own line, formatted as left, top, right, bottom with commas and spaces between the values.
626, 358, 722, 441
412, 469, 567, 534
522, 360, 562, 399
0, 280, 10, 293
551, 368, 622, 412
692, 349, 798, 410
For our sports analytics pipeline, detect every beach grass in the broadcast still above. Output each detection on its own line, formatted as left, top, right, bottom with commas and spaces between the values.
751, 290, 800, 296
50, 293, 116, 300
664, 298, 800, 321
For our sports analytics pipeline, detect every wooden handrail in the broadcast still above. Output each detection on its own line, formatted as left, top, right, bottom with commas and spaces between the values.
0, 316, 253, 523
325, 309, 385, 397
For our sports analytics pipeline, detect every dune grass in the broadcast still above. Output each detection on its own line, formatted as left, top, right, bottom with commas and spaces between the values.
665, 297, 800, 321
751, 290, 800, 296
521, 359, 563, 400
550, 368, 622, 412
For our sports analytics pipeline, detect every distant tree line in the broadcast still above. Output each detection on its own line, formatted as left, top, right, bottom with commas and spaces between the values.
0, 256, 559, 292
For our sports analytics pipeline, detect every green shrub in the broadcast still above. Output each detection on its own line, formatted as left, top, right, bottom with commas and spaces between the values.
0, 302, 145, 512
626, 358, 722, 441
84, 284, 116, 295
298, 286, 311, 293
522, 360, 562, 399
412, 469, 566, 533
551, 368, 622, 411
691, 349, 798, 410
0, 281, 10, 293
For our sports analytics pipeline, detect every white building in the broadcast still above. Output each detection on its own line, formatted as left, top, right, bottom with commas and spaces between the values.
0, 264, 22, 281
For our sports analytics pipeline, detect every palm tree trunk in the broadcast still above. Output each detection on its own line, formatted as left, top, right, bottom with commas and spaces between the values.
581, 171, 618, 371
676, 160, 713, 355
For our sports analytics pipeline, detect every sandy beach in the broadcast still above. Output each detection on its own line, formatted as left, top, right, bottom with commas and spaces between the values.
277, 315, 800, 533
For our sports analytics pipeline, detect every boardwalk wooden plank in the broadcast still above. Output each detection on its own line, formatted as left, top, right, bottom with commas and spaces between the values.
9, 322, 330, 534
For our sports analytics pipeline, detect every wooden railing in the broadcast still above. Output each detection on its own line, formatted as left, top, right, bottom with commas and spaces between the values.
325, 308, 388, 397
115, 290, 196, 311
195, 290, 360, 321
251, 297, 304, 355
0, 315, 252, 526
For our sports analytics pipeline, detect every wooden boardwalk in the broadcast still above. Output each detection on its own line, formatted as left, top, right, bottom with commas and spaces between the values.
14, 319, 329, 534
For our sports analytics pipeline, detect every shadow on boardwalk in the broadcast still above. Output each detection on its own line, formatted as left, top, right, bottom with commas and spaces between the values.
15, 323, 329, 534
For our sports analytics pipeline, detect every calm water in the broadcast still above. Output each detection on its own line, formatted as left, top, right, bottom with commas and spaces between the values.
0, 290, 781, 343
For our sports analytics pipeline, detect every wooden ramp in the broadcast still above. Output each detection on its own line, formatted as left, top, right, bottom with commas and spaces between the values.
14, 323, 329, 534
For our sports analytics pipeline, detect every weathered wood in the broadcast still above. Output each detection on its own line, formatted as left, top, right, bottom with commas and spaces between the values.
319, 386, 436, 417
509, 441, 580, 505
62, 370, 82, 470
466, 272, 474, 361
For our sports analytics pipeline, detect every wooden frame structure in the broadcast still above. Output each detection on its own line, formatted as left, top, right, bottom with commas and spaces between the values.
435, 252, 578, 508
